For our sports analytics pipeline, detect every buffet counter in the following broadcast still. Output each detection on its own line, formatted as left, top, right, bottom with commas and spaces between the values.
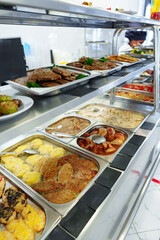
0, 81, 160, 240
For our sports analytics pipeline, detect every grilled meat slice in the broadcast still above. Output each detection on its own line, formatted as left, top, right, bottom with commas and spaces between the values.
39, 81, 61, 87
13, 72, 33, 86
29, 68, 61, 82
52, 66, 76, 78
63, 76, 76, 81
79, 56, 88, 63
67, 62, 83, 68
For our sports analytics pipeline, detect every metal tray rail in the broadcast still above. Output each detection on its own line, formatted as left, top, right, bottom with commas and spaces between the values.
69, 122, 133, 163
0, 167, 61, 240
7, 66, 100, 96
63, 102, 149, 132
36, 113, 97, 144
0, 132, 107, 216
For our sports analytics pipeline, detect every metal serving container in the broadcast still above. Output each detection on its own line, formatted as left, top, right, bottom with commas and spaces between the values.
0, 167, 61, 240
121, 82, 154, 91
124, 51, 154, 59
7, 66, 100, 96
113, 88, 154, 105
66, 61, 123, 77
119, 58, 146, 67
64, 103, 149, 132
37, 114, 96, 144
133, 76, 151, 83
0, 132, 107, 216
69, 123, 133, 163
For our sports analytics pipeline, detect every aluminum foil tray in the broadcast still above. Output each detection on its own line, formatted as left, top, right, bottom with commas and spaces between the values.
69, 122, 133, 163
0, 167, 61, 240
0, 132, 107, 216
7, 66, 100, 96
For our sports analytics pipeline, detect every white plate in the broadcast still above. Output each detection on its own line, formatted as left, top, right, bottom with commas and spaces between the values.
0, 95, 34, 121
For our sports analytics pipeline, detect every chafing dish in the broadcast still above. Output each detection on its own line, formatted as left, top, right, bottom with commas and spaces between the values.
69, 123, 133, 163
0, 131, 107, 216
0, 167, 60, 240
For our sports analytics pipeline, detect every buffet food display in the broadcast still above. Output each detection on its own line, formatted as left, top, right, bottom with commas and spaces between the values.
0, 136, 98, 205
67, 56, 119, 70
0, 172, 46, 240
76, 104, 145, 129
77, 125, 127, 155
105, 54, 139, 63
45, 116, 90, 136
13, 66, 88, 88
116, 90, 154, 102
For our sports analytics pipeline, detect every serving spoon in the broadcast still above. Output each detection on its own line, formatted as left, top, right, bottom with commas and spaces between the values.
0, 149, 38, 156
51, 132, 106, 144
36, 125, 63, 131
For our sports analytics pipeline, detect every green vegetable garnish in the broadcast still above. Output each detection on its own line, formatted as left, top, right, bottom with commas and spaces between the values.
27, 81, 41, 88
84, 58, 94, 66
76, 74, 87, 80
98, 57, 108, 63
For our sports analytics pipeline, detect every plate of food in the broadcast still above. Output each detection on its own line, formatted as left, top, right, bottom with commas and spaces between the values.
7, 65, 99, 96
0, 95, 34, 121
67, 56, 123, 76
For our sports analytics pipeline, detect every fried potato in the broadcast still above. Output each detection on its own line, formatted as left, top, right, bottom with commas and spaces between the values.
30, 138, 43, 150
6, 218, 34, 240
50, 147, 66, 158
14, 145, 31, 154
25, 155, 42, 166
3, 187, 27, 213
12, 163, 31, 178
58, 163, 73, 184
4, 157, 24, 172
22, 172, 41, 186
22, 204, 46, 232
0, 230, 16, 240
38, 144, 54, 155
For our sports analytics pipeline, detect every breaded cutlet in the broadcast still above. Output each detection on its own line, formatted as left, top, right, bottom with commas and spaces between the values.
58, 163, 73, 184
44, 189, 75, 204
32, 180, 64, 193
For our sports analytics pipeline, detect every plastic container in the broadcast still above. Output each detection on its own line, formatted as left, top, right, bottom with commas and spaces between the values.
151, 0, 160, 21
